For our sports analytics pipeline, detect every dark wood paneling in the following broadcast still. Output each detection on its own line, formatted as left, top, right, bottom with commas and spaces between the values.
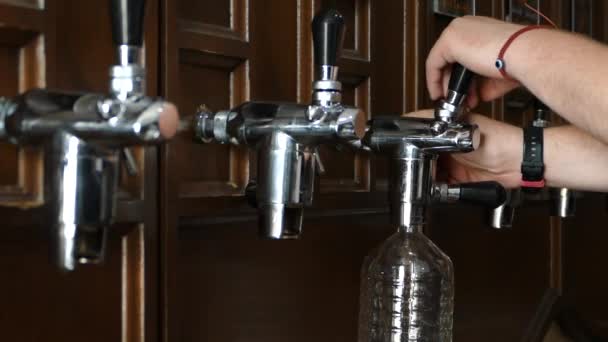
0, 0, 41, 9
561, 2, 608, 338
563, 193, 608, 336
429, 204, 550, 341
52, 0, 113, 93
0, 225, 123, 342
162, 1, 608, 342
177, 60, 232, 182
0, 6, 45, 206
178, 0, 231, 28
250, 0, 296, 101
0, 45, 19, 185
176, 215, 393, 342
0, 0, 161, 341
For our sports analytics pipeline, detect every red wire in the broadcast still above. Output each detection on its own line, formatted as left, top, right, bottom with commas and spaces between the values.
522, 0, 558, 28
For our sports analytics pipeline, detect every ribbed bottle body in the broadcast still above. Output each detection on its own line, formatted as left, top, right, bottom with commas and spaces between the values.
358, 230, 454, 342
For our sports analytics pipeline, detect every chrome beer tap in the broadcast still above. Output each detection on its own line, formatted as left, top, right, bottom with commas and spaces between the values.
363, 64, 506, 228
357, 66, 505, 341
194, 8, 365, 239
489, 99, 576, 229
0, 0, 178, 271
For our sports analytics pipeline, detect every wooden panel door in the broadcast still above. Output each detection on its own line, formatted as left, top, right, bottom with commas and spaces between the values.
0, 2, 45, 207
160, 0, 409, 341
0, 1, 160, 341
159, 1, 608, 341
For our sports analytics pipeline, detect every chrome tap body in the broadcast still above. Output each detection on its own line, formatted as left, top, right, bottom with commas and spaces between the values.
363, 64, 504, 229
194, 8, 365, 239
0, 0, 177, 271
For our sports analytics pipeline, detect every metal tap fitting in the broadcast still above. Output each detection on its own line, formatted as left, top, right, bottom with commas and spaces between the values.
193, 7, 366, 239
363, 65, 505, 230
0, 0, 178, 272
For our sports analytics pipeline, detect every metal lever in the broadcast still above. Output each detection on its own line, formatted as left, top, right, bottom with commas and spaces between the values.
434, 181, 507, 208
121, 148, 138, 176
314, 149, 326, 175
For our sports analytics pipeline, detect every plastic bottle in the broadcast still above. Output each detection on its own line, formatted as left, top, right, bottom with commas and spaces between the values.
358, 225, 454, 342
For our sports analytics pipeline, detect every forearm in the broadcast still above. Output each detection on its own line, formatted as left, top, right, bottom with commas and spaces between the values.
510, 29, 608, 143
502, 124, 608, 192
543, 125, 608, 191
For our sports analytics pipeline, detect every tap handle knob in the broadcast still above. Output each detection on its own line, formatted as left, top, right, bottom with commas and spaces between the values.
448, 63, 474, 95
110, 0, 146, 46
312, 8, 345, 67
457, 181, 507, 208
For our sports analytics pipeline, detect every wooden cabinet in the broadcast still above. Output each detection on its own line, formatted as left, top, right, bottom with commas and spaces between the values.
0, 1, 605, 341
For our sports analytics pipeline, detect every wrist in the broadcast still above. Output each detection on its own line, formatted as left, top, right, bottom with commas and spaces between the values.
506, 28, 552, 82
501, 126, 524, 188
467, 114, 522, 188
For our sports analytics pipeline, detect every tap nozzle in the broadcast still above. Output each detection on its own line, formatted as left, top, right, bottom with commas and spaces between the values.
255, 131, 315, 239
550, 188, 576, 218
49, 131, 119, 272
487, 189, 522, 229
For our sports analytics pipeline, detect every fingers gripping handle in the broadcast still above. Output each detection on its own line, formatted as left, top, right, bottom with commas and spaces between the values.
110, 0, 146, 46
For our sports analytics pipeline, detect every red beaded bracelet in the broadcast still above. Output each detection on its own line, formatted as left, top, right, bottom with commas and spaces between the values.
495, 25, 550, 80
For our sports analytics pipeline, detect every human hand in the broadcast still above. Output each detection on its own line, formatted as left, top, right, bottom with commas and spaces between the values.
426, 16, 525, 108
402, 110, 523, 188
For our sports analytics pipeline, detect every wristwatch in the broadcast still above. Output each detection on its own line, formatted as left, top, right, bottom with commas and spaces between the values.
521, 125, 545, 191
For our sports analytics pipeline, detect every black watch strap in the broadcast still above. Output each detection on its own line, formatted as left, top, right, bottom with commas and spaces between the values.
521, 126, 545, 190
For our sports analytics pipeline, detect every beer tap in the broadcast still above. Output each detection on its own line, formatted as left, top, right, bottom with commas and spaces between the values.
489, 99, 576, 229
0, 0, 178, 271
357, 66, 505, 341
194, 7, 365, 239
362, 64, 506, 228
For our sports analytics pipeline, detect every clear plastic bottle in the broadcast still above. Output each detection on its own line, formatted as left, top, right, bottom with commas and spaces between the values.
358, 225, 454, 342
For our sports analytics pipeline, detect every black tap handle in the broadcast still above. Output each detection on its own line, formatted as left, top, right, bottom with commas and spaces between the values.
448, 63, 474, 94
458, 181, 507, 208
312, 8, 345, 66
110, 0, 146, 46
